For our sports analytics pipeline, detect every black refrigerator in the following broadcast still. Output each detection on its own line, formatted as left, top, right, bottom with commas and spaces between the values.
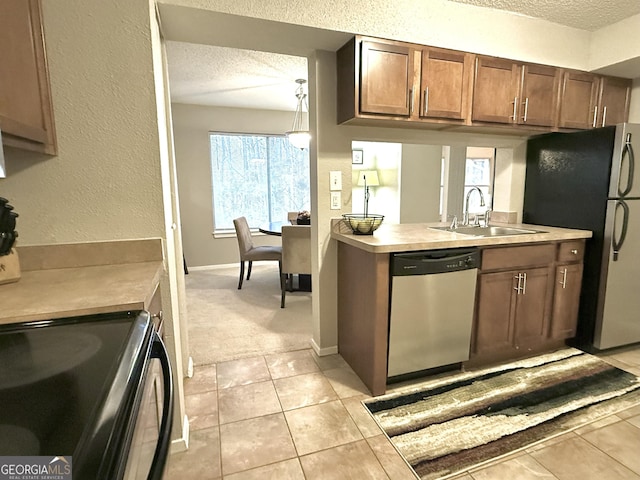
523, 123, 640, 351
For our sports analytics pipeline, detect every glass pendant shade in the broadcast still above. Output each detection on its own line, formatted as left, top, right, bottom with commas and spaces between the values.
286, 79, 310, 150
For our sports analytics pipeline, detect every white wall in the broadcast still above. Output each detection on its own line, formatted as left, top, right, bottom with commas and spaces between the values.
1, 0, 165, 244
400, 144, 442, 223
351, 141, 401, 224
172, 103, 290, 266
0, 0, 188, 449
589, 13, 640, 74
162, 0, 591, 71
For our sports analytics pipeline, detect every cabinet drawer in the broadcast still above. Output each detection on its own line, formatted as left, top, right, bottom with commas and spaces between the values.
482, 244, 556, 271
557, 240, 585, 262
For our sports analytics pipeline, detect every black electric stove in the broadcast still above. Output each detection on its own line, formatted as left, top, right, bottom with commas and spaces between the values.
0, 310, 173, 480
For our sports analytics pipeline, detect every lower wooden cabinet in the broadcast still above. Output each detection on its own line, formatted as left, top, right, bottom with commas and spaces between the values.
475, 266, 551, 355
472, 241, 585, 362
475, 271, 516, 354
550, 263, 583, 339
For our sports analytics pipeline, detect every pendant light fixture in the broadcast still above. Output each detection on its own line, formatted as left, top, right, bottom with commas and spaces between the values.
286, 79, 310, 150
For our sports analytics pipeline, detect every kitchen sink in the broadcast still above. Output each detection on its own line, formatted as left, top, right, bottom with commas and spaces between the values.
431, 225, 546, 237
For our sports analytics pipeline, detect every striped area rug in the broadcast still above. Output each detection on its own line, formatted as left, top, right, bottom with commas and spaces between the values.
364, 348, 640, 480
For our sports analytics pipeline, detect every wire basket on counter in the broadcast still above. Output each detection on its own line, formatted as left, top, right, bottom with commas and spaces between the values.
342, 214, 384, 235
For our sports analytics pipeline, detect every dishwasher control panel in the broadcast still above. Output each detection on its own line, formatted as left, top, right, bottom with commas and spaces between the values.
392, 248, 480, 276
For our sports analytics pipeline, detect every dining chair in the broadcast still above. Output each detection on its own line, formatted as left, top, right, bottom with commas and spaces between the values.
280, 225, 312, 308
233, 216, 282, 290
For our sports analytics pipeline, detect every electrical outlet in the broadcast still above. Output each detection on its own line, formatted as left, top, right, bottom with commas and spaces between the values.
330, 191, 341, 210
330, 171, 342, 191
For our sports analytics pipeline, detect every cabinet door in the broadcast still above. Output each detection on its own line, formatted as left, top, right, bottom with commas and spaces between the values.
360, 41, 414, 116
0, 0, 56, 154
558, 71, 599, 129
474, 271, 517, 354
550, 263, 583, 339
472, 56, 520, 124
513, 267, 552, 348
519, 64, 560, 127
419, 48, 471, 121
598, 76, 631, 127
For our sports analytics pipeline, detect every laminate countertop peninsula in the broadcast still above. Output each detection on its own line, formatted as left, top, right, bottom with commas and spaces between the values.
331, 221, 592, 396
0, 239, 164, 326
331, 221, 592, 252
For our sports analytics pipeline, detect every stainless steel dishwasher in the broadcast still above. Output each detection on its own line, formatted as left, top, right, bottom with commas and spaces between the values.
388, 248, 480, 380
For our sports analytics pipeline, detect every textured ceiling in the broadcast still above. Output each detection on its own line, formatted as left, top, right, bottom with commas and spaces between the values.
446, 0, 640, 31
166, 42, 308, 111
166, 0, 640, 111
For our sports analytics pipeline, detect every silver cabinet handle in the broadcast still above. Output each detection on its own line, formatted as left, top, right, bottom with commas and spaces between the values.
409, 89, 414, 115
423, 87, 429, 116
522, 97, 529, 122
514, 273, 525, 294
602, 106, 607, 127
571, 249, 578, 255
0, 129, 5, 179
514, 274, 521, 293
510, 96, 518, 121
593, 105, 598, 128
560, 268, 567, 289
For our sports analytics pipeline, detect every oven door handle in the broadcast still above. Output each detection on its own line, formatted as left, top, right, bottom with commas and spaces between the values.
147, 331, 174, 480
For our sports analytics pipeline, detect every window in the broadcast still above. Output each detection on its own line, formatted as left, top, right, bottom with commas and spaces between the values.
210, 133, 310, 232
464, 153, 494, 212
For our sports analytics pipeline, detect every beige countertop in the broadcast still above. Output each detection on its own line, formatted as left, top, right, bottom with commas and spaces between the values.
0, 239, 164, 326
331, 221, 592, 253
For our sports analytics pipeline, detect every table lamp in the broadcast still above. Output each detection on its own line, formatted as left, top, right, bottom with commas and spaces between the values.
357, 170, 380, 217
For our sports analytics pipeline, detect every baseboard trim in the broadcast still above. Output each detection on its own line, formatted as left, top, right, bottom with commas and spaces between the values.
311, 338, 338, 357
170, 415, 190, 453
187, 263, 236, 271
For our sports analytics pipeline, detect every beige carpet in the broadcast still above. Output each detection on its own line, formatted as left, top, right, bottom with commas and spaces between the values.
185, 263, 313, 365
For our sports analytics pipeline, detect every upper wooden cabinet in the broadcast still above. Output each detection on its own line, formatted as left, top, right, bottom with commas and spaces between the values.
419, 47, 472, 121
337, 35, 631, 133
472, 57, 520, 124
0, 0, 57, 155
359, 40, 414, 117
337, 36, 472, 124
558, 71, 631, 130
557, 71, 599, 129
597, 76, 631, 127
472, 56, 559, 128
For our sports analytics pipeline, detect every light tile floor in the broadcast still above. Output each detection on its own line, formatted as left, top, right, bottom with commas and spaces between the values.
164, 345, 640, 480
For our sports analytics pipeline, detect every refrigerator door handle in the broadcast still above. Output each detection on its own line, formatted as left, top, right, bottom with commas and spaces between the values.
618, 133, 635, 197
612, 200, 629, 261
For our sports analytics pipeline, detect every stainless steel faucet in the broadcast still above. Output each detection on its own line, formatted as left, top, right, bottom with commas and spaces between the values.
463, 187, 486, 226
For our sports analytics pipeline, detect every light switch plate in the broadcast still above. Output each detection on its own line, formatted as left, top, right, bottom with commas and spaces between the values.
330, 191, 341, 210
330, 171, 342, 191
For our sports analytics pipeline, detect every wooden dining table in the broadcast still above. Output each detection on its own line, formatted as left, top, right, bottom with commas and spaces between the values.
259, 221, 311, 292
